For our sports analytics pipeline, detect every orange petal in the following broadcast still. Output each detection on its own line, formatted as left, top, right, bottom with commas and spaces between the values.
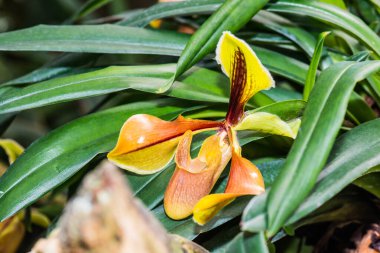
193, 152, 265, 225
225, 152, 265, 195
164, 131, 231, 220
108, 114, 220, 174
216, 31, 275, 125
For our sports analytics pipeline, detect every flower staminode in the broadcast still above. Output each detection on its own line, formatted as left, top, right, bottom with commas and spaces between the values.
107, 31, 300, 225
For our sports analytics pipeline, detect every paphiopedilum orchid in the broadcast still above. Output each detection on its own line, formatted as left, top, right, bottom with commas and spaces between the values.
108, 31, 299, 225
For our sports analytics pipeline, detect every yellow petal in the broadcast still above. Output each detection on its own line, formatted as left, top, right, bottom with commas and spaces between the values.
0, 215, 25, 253
164, 131, 231, 220
288, 118, 301, 137
31, 209, 51, 228
193, 193, 238, 225
109, 137, 180, 175
0, 139, 24, 165
216, 31, 275, 125
108, 114, 220, 174
193, 152, 265, 225
149, 19, 162, 29
234, 112, 298, 139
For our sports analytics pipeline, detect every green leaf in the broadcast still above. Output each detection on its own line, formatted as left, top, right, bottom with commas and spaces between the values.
367, 73, 380, 107
348, 92, 377, 123
303, 31, 330, 101
218, 232, 269, 253
0, 87, 15, 135
251, 158, 285, 189
4, 0, 225, 86
0, 99, 197, 221
2, 39, 308, 89
354, 172, 380, 198
0, 25, 188, 56
0, 65, 228, 115
319, 0, 347, 9
346, 51, 371, 62
269, 0, 380, 57
252, 88, 303, 108
120, 0, 223, 27
122, 0, 380, 59
262, 23, 317, 58
241, 192, 268, 233
370, 0, 380, 12
0, 60, 307, 115
4, 53, 94, 86
288, 192, 379, 233
153, 196, 252, 241
200, 223, 241, 252
172, 0, 269, 90
267, 61, 380, 236
0, 113, 14, 136
286, 118, 380, 225
4, 48, 308, 91
65, 0, 112, 24
253, 46, 308, 85
245, 33, 292, 46
0, 64, 174, 114
353, 0, 379, 25
242, 119, 380, 232
248, 100, 305, 122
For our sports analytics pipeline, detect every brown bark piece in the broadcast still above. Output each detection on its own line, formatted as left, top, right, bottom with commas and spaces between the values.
32, 161, 208, 253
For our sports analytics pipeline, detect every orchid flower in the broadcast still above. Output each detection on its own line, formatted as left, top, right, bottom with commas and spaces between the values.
108, 31, 300, 225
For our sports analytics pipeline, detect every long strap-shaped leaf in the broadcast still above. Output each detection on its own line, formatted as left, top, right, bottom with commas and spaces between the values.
5, 0, 375, 88
0, 1, 268, 90
220, 232, 270, 253
0, 65, 228, 115
129, 0, 380, 67
266, 61, 380, 236
303, 31, 330, 101
120, 0, 380, 60
120, 0, 223, 27
173, 0, 268, 79
2, 43, 308, 87
268, 0, 380, 57
0, 99, 197, 221
0, 25, 188, 56
0, 59, 307, 114
286, 118, 380, 224
242, 118, 380, 232
127, 0, 380, 58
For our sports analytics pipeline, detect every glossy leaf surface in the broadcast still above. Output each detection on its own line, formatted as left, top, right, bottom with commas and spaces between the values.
0, 25, 188, 56
243, 119, 380, 232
